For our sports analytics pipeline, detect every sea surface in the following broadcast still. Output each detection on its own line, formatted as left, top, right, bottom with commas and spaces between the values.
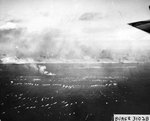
0, 63, 150, 121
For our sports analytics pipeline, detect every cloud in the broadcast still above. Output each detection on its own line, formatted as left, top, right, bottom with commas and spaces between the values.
79, 12, 105, 21
8, 19, 22, 23
0, 21, 150, 63
0, 22, 17, 30
0, 0, 150, 63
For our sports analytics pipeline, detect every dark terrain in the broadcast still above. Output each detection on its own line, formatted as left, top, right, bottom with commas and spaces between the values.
0, 63, 150, 121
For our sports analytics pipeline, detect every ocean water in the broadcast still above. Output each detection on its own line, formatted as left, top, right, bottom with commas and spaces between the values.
0, 63, 150, 121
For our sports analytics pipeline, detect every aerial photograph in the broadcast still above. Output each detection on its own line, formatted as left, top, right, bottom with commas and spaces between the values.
0, 0, 150, 121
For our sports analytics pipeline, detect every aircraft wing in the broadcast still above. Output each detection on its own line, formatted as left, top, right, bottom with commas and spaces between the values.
129, 20, 150, 34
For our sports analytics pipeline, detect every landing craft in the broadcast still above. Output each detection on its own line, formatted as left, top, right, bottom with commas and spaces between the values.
129, 6, 150, 33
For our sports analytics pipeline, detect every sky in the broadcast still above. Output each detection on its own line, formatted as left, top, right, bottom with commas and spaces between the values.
0, 0, 150, 62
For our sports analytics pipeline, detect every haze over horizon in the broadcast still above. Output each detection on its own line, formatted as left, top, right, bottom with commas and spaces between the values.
0, 0, 150, 63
